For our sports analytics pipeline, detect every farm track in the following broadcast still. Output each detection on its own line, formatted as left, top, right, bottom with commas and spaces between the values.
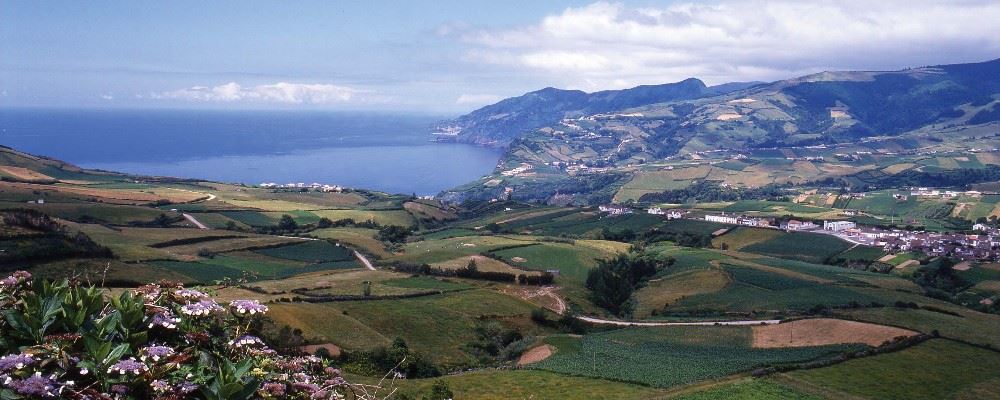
182, 213, 209, 230
354, 250, 376, 271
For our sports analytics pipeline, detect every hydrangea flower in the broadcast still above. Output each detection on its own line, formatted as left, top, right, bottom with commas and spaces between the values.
150, 379, 170, 393
107, 358, 148, 376
228, 335, 266, 349
0, 353, 35, 372
140, 345, 175, 362
8, 373, 57, 397
132, 284, 162, 302
173, 288, 208, 300
180, 299, 223, 316
230, 299, 269, 315
148, 311, 181, 329
0, 271, 31, 289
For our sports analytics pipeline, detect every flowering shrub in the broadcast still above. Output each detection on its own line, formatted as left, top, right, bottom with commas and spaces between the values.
0, 272, 376, 399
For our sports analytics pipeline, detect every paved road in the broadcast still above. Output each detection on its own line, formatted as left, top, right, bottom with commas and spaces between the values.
576, 316, 780, 326
182, 213, 210, 230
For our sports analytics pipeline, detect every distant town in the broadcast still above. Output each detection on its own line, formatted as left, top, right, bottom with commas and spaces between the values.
601, 196, 1000, 262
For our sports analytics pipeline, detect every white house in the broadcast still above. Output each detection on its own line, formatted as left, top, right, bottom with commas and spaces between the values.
599, 205, 632, 216
647, 207, 665, 215
973, 223, 990, 232
823, 220, 856, 231
705, 214, 738, 224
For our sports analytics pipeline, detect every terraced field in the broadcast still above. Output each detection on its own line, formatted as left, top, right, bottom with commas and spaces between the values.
532, 326, 862, 388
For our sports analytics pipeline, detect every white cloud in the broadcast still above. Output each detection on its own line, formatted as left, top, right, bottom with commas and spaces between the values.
151, 82, 362, 104
456, 94, 503, 106
456, 1, 1000, 90
100, 94, 114, 100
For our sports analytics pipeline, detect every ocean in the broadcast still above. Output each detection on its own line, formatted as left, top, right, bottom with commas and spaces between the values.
0, 109, 502, 195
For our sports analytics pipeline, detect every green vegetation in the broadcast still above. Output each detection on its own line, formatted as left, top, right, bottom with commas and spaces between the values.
533, 326, 862, 388
787, 339, 1000, 400
742, 232, 853, 264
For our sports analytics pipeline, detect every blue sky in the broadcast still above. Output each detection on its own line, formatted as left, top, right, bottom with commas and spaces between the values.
3, 1, 1000, 114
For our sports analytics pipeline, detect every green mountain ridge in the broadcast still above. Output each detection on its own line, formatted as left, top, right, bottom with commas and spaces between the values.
438, 57, 1000, 204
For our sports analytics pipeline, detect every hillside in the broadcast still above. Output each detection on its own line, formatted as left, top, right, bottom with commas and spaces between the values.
432, 78, 761, 146
440, 58, 1000, 204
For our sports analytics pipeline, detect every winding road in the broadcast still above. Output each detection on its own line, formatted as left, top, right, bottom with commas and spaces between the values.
576, 316, 780, 326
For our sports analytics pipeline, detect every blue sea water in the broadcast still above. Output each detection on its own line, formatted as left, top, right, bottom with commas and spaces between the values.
0, 109, 501, 195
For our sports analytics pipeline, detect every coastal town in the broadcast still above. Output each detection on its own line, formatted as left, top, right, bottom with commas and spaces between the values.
601, 202, 1000, 262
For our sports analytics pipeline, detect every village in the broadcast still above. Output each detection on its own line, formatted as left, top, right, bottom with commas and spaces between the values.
599, 203, 1000, 262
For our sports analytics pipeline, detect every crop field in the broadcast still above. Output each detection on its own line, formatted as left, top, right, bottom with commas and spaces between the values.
498, 211, 664, 238
255, 240, 355, 263
658, 219, 729, 236
751, 318, 914, 348
385, 370, 665, 400
307, 209, 413, 226
668, 379, 819, 400
391, 235, 531, 265
741, 232, 853, 264
403, 201, 457, 221
309, 227, 388, 258
295, 273, 466, 298
785, 339, 1000, 400
712, 227, 783, 250
532, 326, 862, 388
431, 255, 542, 276
268, 289, 541, 364
843, 305, 1000, 349
149, 253, 359, 283
668, 266, 880, 313
219, 211, 277, 227
633, 269, 730, 317
0, 201, 177, 225
489, 241, 622, 283
615, 170, 695, 202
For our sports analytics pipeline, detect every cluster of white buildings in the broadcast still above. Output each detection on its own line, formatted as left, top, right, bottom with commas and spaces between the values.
909, 188, 982, 198
598, 204, 633, 216
703, 213, 778, 228
259, 182, 344, 192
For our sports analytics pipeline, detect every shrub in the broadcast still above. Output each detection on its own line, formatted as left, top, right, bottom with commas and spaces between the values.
0, 271, 368, 399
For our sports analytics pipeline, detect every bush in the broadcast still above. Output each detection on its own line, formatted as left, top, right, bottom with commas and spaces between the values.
0, 271, 360, 399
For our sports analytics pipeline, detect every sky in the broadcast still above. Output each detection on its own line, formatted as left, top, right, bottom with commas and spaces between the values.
3, 0, 1000, 114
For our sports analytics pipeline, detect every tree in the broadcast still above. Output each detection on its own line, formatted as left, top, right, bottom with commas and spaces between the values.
278, 214, 298, 231
586, 252, 672, 316
317, 217, 333, 229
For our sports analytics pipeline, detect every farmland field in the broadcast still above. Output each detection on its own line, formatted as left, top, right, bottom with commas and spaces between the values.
532, 326, 862, 388
786, 339, 1000, 400
742, 232, 853, 263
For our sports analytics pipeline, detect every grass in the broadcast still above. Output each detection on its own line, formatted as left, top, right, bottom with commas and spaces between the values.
842, 305, 1000, 348
532, 326, 862, 388
310, 227, 388, 258
786, 339, 1000, 400
633, 269, 731, 317
310, 209, 414, 227
668, 379, 820, 400
742, 232, 853, 264
489, 241, 620, 283
713, 227, 783, 250
392, 235, 530, 265
267, 289, 541, 365
385, 370, 665, 400
381, 276, 470, 291
255, 240, 355, 263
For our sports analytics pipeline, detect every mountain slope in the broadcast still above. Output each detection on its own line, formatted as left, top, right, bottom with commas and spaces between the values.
434, 78, 736, 145
439, 57, 1000, 204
